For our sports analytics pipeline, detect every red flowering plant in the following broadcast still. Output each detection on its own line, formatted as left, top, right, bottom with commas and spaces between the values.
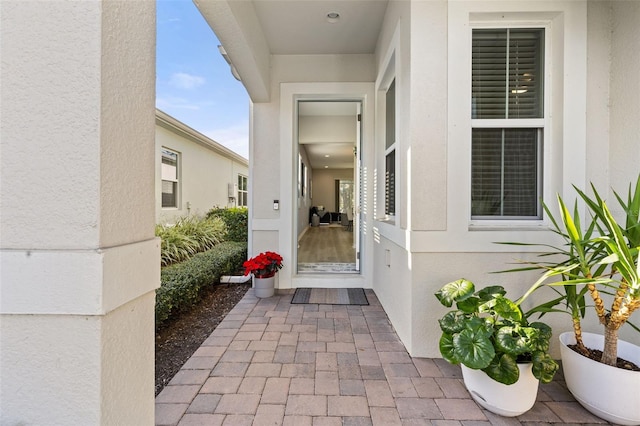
243, 251, 283, 278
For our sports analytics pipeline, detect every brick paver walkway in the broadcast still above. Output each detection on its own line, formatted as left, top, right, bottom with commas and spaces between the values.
155, 289, 608, 426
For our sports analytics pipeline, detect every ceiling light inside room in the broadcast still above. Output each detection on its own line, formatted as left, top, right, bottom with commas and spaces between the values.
327, 12, 340, 23
324, 154, 330, 158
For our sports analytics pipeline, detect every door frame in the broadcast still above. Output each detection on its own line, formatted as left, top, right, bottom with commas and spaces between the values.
279, 82, 375, 290
296, 100, 361, 275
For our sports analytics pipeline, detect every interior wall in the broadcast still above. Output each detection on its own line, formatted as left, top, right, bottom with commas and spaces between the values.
299, 115, 356, 143
297, 145, 312, 237
311, 168, 354, 212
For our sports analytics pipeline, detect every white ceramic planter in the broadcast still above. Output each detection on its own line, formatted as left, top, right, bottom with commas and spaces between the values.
461, 363, 539, 417
253, 275, 275, 298
559, 332, 640, 425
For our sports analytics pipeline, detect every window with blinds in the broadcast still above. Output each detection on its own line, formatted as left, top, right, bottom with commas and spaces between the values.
238, 174, 248, 207
161, 148, 179, 208
471, 28, 544, 219
385, 79, 396, 216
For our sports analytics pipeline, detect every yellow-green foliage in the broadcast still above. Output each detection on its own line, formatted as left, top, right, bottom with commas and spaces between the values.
155, 242, 247, 327
156, 216, 228, 266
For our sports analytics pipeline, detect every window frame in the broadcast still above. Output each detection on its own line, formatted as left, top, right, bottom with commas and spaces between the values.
384, 78, 397, 217
469, 21, 551, 226
161, 147, 180, 209
237, 174, 248, 207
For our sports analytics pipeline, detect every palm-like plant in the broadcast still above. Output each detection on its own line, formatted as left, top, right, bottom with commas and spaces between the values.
517, 175, 640, 366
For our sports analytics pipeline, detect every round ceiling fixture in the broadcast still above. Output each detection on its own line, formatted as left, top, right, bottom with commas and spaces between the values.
327, 12, 340, 23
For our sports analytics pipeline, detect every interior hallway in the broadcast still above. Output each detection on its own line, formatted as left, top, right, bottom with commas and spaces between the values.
298, 226, 356, 273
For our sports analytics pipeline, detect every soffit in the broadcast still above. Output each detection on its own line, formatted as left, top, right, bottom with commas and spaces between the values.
252, 0, 389, 55
196, 0, 388, 102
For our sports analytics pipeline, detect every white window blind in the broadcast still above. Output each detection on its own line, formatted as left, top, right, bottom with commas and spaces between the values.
238, 174, 248, 207
161, 149, 179, 208
471, 28, 544, 219
472, 29, 544, 119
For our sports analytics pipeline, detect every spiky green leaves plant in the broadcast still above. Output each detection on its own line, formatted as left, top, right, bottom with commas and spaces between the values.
156, 216, 228, 266
509, 175, 640, 367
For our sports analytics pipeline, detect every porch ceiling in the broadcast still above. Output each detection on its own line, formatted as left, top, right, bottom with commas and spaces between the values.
195, 0, 388, 102
252, 0, 389, 55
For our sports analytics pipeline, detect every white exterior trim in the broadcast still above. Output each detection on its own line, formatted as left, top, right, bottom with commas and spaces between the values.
444, 0, 587, 252
279, 82, 375, 290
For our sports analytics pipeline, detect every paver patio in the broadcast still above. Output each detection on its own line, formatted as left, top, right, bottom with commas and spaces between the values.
156, 289, 610, 426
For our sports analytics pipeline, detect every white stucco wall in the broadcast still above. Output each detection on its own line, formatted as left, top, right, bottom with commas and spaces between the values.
201, 0, 639, 362
608, 1, 640, 202
368, 0, 639, 358
155, 115, 249, 224
0, 1, 158, 424
370, 0, 414, 353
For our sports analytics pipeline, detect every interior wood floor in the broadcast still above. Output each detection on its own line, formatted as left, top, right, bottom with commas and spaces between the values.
297, 225, 355, 264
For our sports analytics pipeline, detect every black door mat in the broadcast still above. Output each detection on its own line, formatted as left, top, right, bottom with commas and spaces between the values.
291, 288, 369, 305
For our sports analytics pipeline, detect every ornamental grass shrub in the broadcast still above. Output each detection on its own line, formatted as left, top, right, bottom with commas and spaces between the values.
155, 241, 247, 327
206, 207, 248, 242
156, 216, 227, 266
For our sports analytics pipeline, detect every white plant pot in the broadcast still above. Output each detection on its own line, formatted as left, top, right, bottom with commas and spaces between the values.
253, 275, 275, 298
461, 363, 539, 417
559, 331, 640, 425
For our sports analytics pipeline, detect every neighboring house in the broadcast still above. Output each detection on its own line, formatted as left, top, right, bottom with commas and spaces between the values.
2, 1, 639, 424
155, 109, 248, 224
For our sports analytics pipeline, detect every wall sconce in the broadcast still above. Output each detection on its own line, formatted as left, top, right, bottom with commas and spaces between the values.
218, 45, 241, 82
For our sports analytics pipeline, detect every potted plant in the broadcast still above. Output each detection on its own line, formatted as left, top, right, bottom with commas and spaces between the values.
243, 251, 283, 298
435, 279, 558, 417
511, 175, 640, 425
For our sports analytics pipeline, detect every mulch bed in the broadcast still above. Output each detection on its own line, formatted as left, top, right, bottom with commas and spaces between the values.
155, 282, 251, 395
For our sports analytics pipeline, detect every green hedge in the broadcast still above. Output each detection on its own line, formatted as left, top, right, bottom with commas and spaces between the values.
206, 207, 248, 242
155, 241, 247, 328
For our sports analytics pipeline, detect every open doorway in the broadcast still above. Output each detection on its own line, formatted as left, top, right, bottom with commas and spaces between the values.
296, 101, 361, 274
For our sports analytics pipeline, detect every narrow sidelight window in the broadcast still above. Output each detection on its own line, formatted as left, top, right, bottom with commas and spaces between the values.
385, 79, 396, 216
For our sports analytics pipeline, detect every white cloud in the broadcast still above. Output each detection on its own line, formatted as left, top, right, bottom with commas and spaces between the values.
168, 72, 205, 90
204, 122, 249, 159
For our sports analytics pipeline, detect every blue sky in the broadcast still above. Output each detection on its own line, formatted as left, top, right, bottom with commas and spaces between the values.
156, 0, 249, 158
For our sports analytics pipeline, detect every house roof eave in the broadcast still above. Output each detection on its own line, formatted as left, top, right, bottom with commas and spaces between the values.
156, 109, 248, 167
195, 0, 271, 103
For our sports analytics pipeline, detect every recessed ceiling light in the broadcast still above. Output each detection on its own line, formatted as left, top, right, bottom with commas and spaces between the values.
324, 154, 330, 158
327, 12, 340, 23
324, 165, 329, 168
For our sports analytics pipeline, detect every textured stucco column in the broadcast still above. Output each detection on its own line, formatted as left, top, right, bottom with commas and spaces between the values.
0, 1, 158, 424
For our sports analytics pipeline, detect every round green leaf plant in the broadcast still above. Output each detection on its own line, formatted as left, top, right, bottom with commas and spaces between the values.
435, 279, 559, 385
